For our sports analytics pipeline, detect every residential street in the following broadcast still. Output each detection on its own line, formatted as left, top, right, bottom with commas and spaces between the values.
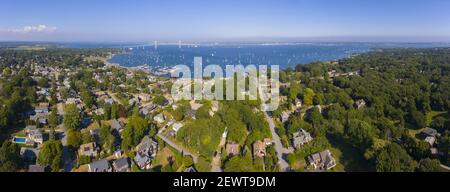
263, 111, 290, 172
58, 124, 74, 172
211, 129, 227, 172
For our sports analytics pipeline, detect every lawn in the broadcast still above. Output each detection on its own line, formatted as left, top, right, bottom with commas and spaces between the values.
426, 111, 449, 126
73, 164, 88, 172
152, 147, 175, 167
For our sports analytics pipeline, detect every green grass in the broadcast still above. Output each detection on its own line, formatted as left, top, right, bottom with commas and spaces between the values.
426, 111, 448, 126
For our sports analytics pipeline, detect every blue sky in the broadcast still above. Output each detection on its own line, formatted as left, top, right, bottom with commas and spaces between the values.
0, 0, 449, 42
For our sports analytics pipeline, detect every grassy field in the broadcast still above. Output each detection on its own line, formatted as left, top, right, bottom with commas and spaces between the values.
152, 147, 175, 167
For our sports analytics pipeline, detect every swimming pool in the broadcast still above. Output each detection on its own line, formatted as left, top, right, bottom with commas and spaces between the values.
13, 137, 27, 144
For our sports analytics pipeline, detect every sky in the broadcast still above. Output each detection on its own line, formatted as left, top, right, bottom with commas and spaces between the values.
0, 0, 449, 42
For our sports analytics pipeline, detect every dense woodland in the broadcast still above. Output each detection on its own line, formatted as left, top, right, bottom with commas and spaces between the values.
275, 48, 450, 171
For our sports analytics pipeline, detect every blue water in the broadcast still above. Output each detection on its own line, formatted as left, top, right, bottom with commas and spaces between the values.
14, 137, 26, 143
106, 42, 450, 69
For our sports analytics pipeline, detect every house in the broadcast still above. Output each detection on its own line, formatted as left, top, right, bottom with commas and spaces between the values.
424, 136, 436, 146
112, 158, 129, 172
104, 98, 114, 105
430, 148, 440, 156
153, 113, 165, 124
25, 126, 44, 145
190, 100, 203, 110
94, 108, 105, 116
253, 141, 266, 158
354, 99, 366, 109
422, 127, 440, 138
34, 104, 49, 114
134, 136, 158, 170
294, 99, 302, 109
66, 97, 81, 105
90, 128, 100, 137
78, 142, 98, 158
138, 93, 151, 102
306, 150, 336, 170
293, 129, 313, 149
280, 111, 290, 123
184, 166, 197, 172
129, 97, 139, 105
263, 138, 273, 146
110, 119, 124, 132
226, 143, 240, 156
421, 127, 440, 146
30, 112, 48, 125
140, 104, 155, 116
185, 109, 197, 119
28, 129, 43, 145
172, 123, 183, 133
88, 159, 112, 172
28, 165, 46, 172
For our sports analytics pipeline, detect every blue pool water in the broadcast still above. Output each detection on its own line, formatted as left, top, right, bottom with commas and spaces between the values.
14, 137, 27, 143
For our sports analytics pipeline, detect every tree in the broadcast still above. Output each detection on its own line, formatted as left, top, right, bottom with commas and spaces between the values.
153, 95, 167, 106
99, 124, 116, 153
376, 143, 416, 172
431, 116, 448, 132
121, 114, 149, 151
67, 130, 82, 150
111, 102, 118, 119
417, 158, 441, 172
0, 141, 22, 172
63, 104, 80, 130
345, 119, 376, 150
81, 131, 94, 144
80, 89, 95, 108
410, 110, 426, 129
38, 140, 63, 172
303, 88, 315, 106
48, 107, 59, 128
289, 81, 300, 100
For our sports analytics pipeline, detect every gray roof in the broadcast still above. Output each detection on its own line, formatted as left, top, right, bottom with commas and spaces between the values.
307, 150, 336, 170
113, 158, 129, 172
184, 166, 197, 172
293, 129, 313, 148
134, 153, 151, 168
88, 159, 111, 172
28, 165, 46, 172
185, 109, 197, 117
136, 136, 158, 154
25, 125, 37, 131
423, 127, 439, 137
110, 119, 124, 130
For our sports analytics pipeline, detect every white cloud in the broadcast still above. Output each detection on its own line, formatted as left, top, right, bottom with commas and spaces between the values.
1, 25, 57, 33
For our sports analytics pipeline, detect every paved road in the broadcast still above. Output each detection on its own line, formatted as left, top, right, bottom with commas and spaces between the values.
257, 80, 291, 172
58, 124, 74, 172
157, 132, 198, 163
107, 91, 124, 105
263, 112, 290, 172
211, 129, 227, 172
441, 164, 450, 171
